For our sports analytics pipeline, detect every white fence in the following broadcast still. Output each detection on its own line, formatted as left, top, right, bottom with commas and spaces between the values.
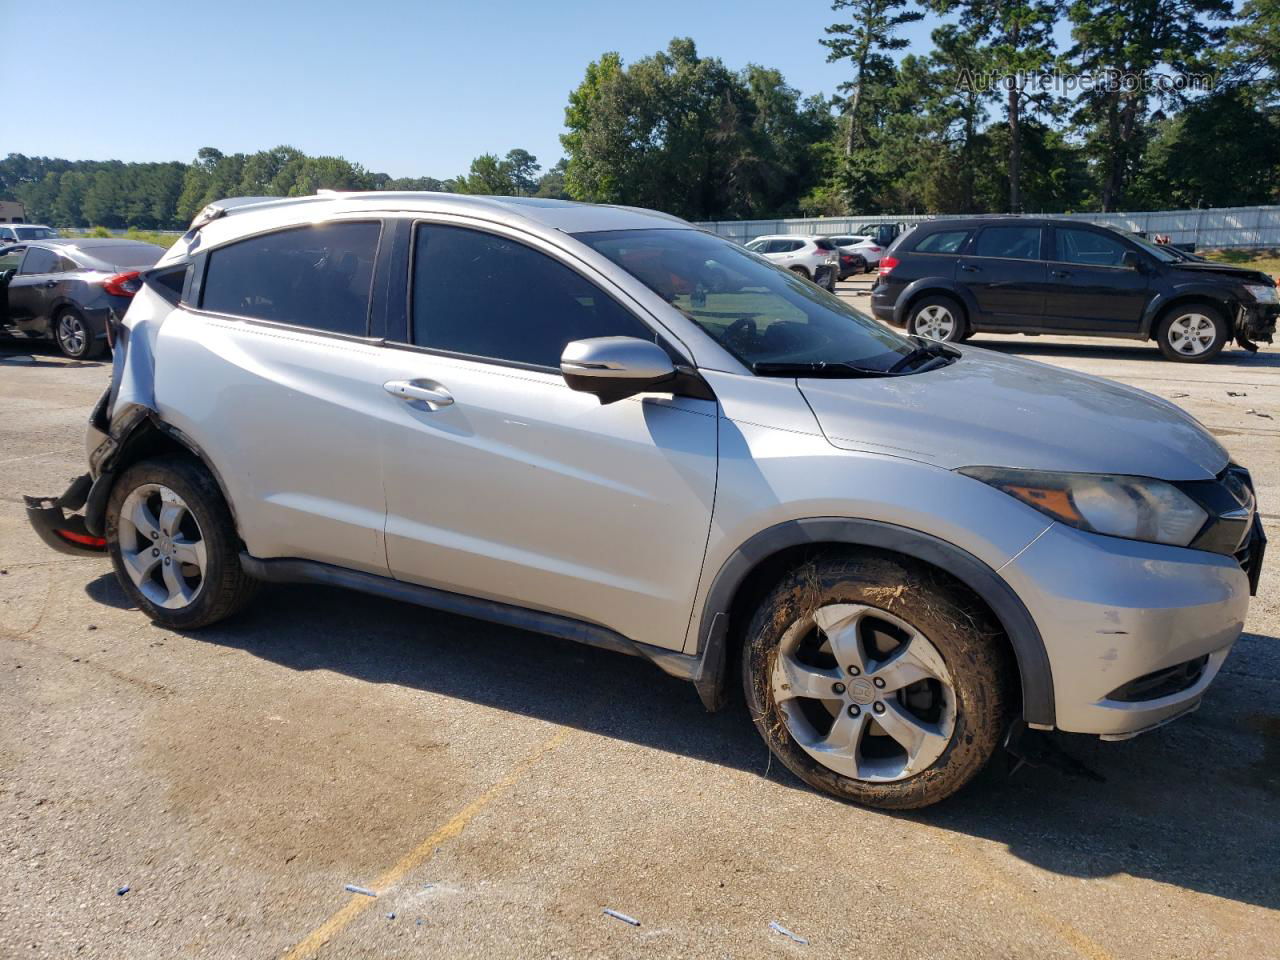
696, 205, 1280, 249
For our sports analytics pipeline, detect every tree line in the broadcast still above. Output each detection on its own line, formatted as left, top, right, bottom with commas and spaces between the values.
3, 0, 1277, 228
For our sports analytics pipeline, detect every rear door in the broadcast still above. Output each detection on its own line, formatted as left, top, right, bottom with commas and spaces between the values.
152, 218, 394, 575
379, 220, 718, 651
6, 246, 61, 332
955, 225, 1048, 328
1043, 226, 1149, 333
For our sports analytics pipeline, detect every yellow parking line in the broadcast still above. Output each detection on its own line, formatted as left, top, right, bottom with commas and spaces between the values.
282, 728, 571, 960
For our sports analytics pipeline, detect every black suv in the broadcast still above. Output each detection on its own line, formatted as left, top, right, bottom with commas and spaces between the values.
871, 217, 1278, 362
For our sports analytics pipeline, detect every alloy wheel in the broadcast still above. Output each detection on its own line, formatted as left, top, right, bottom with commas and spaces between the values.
1166, 313, 1216, 356
913, 304, 955, 341
57, 313, 87, 356
771, 603, 957, 782
117, 484, 207, 609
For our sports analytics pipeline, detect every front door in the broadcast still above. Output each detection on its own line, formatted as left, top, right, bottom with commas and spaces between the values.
1043, 226, 1150, 333
6, 245, 60, 333
380, 221, 718, 652
956, 225, 1048, 328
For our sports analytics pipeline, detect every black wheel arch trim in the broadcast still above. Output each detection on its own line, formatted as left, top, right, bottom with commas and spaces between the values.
1140, 291, 1233, 340
892, 279, 979, 329
691, 517, 1056, 727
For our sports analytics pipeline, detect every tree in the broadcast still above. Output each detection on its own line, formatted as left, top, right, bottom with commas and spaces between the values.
504, 149, 541, 195
1065, 0, 1232, 210
459, 153, 515, 195
535, 159, 571, 199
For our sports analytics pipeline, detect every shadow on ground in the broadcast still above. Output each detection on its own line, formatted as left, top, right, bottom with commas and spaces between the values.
976, 337, 1280, 368
85, 571, 1280, 911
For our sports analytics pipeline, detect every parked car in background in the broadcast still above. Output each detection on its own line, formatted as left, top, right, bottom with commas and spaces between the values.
871, 216, 1277, 362
24, 192, 1265, 810
0, 238, 165, 358
825, 234, 886, 271
855, 222, 905, 249
743, 235, 837, 289
0, 223, 60, 243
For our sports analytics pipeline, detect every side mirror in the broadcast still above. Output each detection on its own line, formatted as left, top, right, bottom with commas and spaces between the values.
561, 336, 677, 404
1121, 251, 1144, 271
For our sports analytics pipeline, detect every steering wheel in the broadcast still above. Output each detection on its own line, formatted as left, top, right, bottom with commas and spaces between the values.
725, 317, 757, 346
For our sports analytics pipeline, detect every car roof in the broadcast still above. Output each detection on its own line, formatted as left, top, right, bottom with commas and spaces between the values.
751, 234, 812, 241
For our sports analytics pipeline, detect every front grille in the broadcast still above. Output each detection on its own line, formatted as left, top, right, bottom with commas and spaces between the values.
1108, 655, 1209, 703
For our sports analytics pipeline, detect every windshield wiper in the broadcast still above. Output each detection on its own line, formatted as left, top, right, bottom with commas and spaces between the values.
888, 338, 960, 374
752, 361, 894, 378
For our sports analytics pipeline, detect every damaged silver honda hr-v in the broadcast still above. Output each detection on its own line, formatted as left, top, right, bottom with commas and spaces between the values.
26, 192, 1265, 808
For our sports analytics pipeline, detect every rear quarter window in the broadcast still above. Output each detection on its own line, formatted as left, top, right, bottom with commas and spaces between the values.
910, 230, 971, 254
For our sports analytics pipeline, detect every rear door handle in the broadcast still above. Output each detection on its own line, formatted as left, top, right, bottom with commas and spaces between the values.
959, 263, 981, 273
384, 379, 454, 409
1050, 270, 1070, 278
43, 279, 57, 288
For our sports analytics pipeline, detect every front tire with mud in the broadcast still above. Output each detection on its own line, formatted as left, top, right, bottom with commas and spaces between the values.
106, 457, 258, 630
742, 552, 1009, 809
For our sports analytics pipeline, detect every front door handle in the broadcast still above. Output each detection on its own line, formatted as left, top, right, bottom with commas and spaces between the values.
1050, 270, 1070, 279
43, 279, 57, 288
959, 263, 981, 273
384, 379, 454, 409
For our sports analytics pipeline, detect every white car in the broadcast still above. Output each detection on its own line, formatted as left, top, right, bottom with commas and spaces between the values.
743, 235, 837, 289
0, 223, 60, 243
826, 234, 885, 269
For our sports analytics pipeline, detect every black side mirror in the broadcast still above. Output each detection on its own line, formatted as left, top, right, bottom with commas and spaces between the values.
1121, 251, 1144, 272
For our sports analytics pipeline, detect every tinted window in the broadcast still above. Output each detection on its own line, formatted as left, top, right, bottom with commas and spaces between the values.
973, 226, 1042, 260
55, 255, 79, 273
912, 230, 970, 254
410, 224, 655, 368
1054, 228, 1129, 267
578, 228, 915, 372
16, 227, 58, 240
813, 239, 835, 251
0, 246, 24, 271
0, 228, 15, 241
18, 247, 58, 274
201, 222, 380, 336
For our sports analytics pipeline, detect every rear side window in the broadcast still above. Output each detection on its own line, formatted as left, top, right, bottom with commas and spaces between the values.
201, 222, 380, 335
912, 230, 970, 254
973, 226, 1042, 260
18, 248, 58, 274
1053, 228, 1129, 267
410, 224, 654, 368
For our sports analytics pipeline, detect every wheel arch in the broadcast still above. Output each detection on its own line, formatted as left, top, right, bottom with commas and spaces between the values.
691, 518, 1055, 728
894, 281, 976, 329
1140, 292, 1233, 340
83, 411, 241, 541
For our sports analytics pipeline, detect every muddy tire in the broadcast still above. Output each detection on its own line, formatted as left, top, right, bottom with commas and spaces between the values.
106, 457, 258, 630
742, 552, 1009, 810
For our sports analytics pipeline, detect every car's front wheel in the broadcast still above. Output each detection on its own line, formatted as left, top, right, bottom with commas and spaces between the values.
743, 553, 1008, 809
788, 265, 811, 281
1156, 304, 1228, 362
106, 457, 258, 629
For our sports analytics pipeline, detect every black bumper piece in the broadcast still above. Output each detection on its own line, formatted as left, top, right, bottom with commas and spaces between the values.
24, 473, 107, 555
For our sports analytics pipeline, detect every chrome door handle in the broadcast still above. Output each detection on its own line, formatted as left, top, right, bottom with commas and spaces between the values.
384, 379, 454, 409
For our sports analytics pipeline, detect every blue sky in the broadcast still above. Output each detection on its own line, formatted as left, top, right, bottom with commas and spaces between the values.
8, 1, 1048, 179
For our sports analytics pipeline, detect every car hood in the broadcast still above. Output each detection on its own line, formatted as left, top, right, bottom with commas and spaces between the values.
1171, 261, 1273, 285
797, 346, 1229, 480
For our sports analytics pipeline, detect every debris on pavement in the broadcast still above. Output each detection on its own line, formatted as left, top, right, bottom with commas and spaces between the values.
770, 921, 808, 945
1228, 391, 1247, 397
344, 884, 378, 897
1170, 392, 1190, 398
116, 886, 129, 896
385, 912, 396, 920
602, 908, 641, 926
1246, 409, 1274, 418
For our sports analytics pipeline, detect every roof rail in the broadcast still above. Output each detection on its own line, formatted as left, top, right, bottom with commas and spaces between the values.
187, 194, 334, 232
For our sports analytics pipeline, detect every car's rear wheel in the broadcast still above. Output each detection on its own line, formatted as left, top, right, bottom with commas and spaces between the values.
1156, 304, 1228, 362
906, 295, 967, 343
742, 553, 1008, 809
106, 457, 258, 630
788, 265, 811, 281
54, 307, 105, 360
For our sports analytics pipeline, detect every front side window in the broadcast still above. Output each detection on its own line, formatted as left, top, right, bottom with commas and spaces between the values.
973, 226, 1042, 260
201, 221, 381, 336
18, 247, 58, 275
0, 246, 25, 271
744, 239, 766, 252
912, 230, 970, 254
1054, 228, 1129, 267
577, 228, 915, 373
410, 224, 655, 368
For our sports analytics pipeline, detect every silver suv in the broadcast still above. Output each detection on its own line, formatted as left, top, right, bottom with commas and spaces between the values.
26, 193, 1265, 809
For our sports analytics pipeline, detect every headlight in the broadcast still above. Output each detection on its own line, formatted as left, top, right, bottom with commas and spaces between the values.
1244, 283, 1278, 304
958, 467, 1208, 547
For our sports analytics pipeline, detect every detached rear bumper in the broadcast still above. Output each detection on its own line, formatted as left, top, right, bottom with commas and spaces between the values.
24, 474, 106, 555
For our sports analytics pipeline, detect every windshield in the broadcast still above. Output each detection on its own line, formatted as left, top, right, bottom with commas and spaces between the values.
1121, 231, 1180, 263
575, 228, 916, 373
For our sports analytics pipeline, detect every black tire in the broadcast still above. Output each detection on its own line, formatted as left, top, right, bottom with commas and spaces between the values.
106, 457, 258, 630
742, 552, 1009, 810
788, 265, 811, 280
53, 307, 106, 360
906, 294, 968, 343
1155, 303, 1228, 362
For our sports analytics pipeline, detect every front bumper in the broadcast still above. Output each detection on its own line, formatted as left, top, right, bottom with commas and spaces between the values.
24, 473, 106, 555
1001, 520, 1259, 737
1235, 301, 1277, 349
